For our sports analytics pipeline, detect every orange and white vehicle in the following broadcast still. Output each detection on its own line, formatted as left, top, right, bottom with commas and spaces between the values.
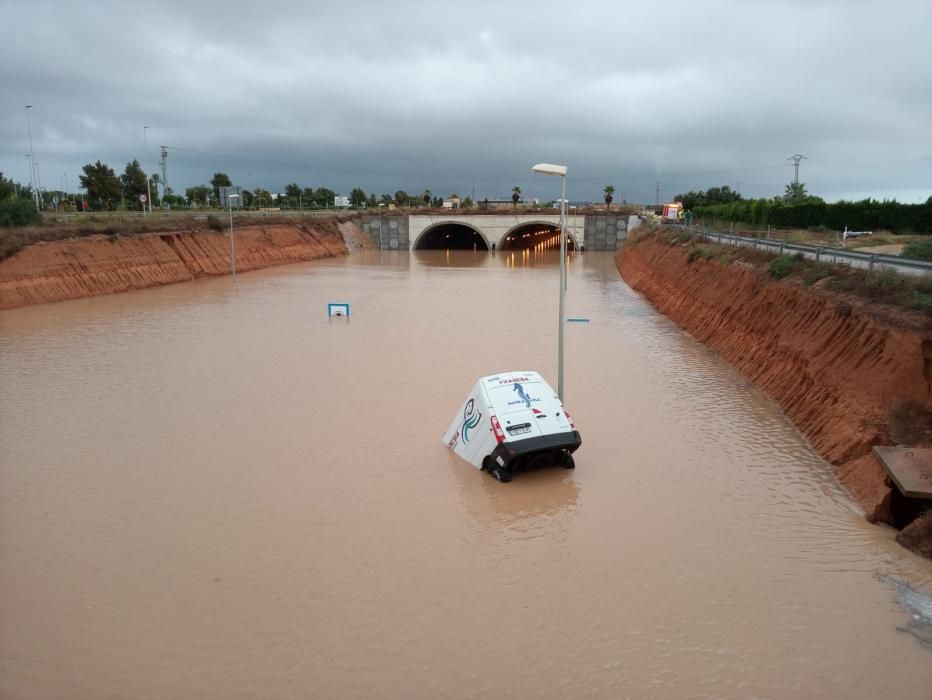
442, 371, 582, 482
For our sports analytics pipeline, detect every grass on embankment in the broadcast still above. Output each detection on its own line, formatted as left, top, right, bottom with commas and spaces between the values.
695, 220, 926, 256
0, 212, 360, 262
626, 226, 932, 319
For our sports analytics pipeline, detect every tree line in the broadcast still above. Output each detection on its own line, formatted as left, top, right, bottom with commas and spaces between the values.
674, 182, 931, 234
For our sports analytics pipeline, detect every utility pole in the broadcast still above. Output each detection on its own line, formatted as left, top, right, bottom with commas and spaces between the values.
655, 180, 660, 206
24, 105, 40, 213
160, 146, 168, 206
787, 154, 807, 184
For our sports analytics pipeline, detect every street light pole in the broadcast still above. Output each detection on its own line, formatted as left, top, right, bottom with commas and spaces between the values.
143, 126, 153, 214
378, 203, 385, 250
24, 106, 40, 213
228, 194, 239, 283
532, 162, 569, 401
34, 162, 42, 209
570, 204, 578, 261
24, 154, 32, 202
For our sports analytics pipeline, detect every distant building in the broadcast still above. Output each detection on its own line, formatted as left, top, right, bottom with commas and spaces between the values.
483, 199, 520, 210
442, 195, 461, 209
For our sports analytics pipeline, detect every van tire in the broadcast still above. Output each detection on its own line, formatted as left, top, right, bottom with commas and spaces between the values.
491, 466, 512, 483
482, 456, 494, 472
560, 452, 575, 469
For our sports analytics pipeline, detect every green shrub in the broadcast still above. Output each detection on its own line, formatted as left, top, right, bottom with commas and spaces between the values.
901, 237, 932, 262
0, 199, 41, 227
864, 268, 907, 297
767, 255, 795, 278
206, 214, 224, 231
913, 292, 932, 313
687, 246, 714, 263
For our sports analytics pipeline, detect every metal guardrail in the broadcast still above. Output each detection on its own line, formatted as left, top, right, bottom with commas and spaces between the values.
679, 225, 932, 276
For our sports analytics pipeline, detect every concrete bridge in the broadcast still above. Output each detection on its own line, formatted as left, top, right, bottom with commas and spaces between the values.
358, 212, 640, 251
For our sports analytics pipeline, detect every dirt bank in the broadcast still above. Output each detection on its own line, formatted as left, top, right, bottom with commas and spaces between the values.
0, 219, 362, 309
617, 232, 932, 537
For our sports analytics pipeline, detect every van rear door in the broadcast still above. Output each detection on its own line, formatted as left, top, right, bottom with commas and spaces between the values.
487, 380, 554, 441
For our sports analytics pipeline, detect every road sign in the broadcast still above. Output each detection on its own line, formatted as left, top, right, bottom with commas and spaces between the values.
139, 194, 147, 203
328, 303, 350, 317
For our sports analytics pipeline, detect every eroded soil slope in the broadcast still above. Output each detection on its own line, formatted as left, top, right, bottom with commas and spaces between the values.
617, 235, 932, 527
0, 221, 352, 309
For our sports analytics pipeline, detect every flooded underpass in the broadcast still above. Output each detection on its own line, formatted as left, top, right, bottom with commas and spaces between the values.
1, 250, 930, 698
498, 223, 577, 252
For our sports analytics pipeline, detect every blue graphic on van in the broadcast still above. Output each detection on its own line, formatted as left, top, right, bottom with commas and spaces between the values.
461, 399, 482, 443
513, 383, 534, 408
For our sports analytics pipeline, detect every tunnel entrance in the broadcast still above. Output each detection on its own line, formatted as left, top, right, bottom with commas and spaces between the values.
499, 224, 577, 252
414, 224, 489, 250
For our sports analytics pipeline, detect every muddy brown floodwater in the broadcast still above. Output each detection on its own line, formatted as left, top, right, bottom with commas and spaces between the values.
1, 250, 931, 699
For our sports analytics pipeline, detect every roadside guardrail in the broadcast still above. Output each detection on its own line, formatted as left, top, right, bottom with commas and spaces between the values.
678, 225, 932, 277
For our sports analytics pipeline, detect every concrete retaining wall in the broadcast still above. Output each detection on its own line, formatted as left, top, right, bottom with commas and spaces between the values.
584, 214, 640, 250
360, 215, 410, 250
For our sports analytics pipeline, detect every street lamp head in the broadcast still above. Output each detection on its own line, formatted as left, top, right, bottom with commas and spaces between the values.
532, 163, 568, 177
25, 105, 32, 109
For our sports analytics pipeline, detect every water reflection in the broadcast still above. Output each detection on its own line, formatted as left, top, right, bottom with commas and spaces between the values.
413, 249, 490, 268
449, 453, 580, 529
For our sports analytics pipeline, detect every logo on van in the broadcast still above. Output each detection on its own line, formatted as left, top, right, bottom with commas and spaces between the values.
461, 399, 482, 443
513, 383, 534, 408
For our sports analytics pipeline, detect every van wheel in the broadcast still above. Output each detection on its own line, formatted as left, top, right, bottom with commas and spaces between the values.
482, 456, 494, 472
491, 466, 512, 483
560, 452, 575, 469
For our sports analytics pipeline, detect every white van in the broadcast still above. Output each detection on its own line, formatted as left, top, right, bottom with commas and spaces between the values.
442, 371, 582, 482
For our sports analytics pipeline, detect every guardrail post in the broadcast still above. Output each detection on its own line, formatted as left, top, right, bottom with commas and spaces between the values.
717, 232, 722, 244
780, 242, 785, 255
816, 247, 822, 263
753, 237, 757, 250
869, 255, 876, 273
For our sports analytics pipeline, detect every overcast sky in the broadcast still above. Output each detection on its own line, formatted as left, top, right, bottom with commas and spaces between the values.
1, 0, 930, 203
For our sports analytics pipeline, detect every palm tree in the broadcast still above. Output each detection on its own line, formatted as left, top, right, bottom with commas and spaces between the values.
604, 185, 615, 209
422, 189, 432, 206
512, 186, 521, 208
784, 181, 808, 202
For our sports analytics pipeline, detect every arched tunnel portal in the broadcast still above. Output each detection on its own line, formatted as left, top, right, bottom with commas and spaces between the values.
498, 223, 577, 252
413, 223, 489, 250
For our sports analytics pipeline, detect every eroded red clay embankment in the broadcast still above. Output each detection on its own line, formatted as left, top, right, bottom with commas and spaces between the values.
0, 222, 355, 310
617, 238, 932, 526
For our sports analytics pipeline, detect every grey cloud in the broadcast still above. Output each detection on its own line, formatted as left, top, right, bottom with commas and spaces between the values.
1, 0, 930, 203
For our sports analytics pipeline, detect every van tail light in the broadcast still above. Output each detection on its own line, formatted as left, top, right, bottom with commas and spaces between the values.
490, 415, 505, 443
562, 405, 576, 429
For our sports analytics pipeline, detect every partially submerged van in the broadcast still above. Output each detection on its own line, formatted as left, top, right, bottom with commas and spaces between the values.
442, 371, 582, 482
